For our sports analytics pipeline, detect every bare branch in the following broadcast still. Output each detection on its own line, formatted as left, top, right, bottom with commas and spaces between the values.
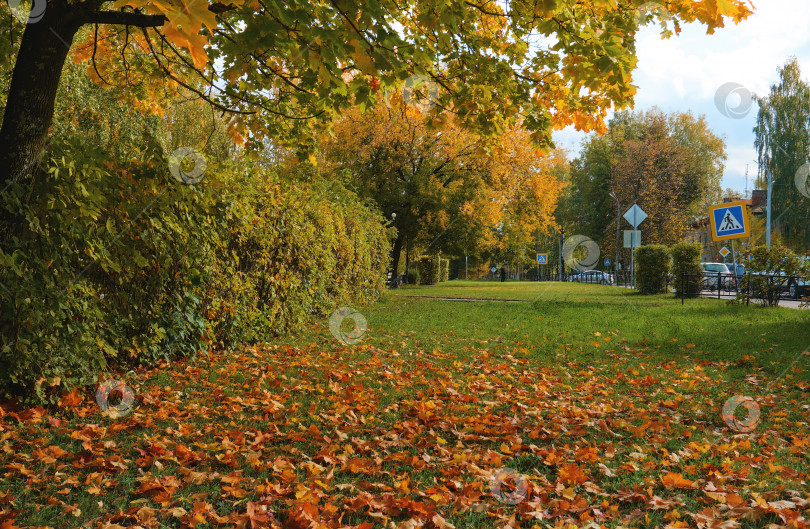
83, 10, 167, 27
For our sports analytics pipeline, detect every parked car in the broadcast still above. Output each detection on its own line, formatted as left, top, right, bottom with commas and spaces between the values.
701, 262, 735, 291
785, 277, 807, 299
743, 257, 809, 299
784, 257, 809, 299
571, 270, 614, 285
735, 263, 808, 299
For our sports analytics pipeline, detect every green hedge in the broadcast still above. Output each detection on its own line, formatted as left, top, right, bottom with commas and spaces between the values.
439, 258, 449, 282
416, 255, 441, 285
405, 266, 421, 285
635, 245, 670, 294
0, 140, 391, 401
670, 242, 703, 297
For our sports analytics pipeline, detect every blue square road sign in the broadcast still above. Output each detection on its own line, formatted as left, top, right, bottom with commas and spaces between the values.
709, 200, 750, 242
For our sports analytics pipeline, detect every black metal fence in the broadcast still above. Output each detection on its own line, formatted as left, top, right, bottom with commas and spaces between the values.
453, 268, 638, 287
535, 270, 639, 288
533, 269, 636, 286
391, 267, 806, 307
679, 272, 735, 304
680, 272, 806, 306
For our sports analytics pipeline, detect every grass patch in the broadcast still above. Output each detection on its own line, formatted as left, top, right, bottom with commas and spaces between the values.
1, 281, 808, 528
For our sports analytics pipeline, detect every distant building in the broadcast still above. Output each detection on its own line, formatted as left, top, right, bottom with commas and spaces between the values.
749, 190, 767, 217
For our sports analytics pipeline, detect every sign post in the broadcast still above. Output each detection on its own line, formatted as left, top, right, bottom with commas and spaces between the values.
731, 240, 739, 293
623, 230, 642, 287
623, 204, 648, 288
536, 253, 547, 282
535, 243, 540, 282
709, 200, 750, 294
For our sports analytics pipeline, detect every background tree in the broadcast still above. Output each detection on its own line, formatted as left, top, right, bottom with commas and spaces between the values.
320, 97, 565, 274
754, 57, 810, 249
320, 98, 491, 274
559, 109, 726, 267
488, 144, 568, 272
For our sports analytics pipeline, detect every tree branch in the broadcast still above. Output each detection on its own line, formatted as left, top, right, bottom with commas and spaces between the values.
83, 11, 167, 27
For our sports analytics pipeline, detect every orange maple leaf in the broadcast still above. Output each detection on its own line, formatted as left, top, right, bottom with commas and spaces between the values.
661, 472, 694, 489
58, 387, 83, 407
559, 463, 589, 485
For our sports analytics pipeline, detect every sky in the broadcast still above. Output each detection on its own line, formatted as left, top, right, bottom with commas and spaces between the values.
551, 0, 810, 196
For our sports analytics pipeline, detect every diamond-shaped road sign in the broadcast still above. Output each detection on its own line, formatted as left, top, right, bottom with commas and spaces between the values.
623, 204, 647, 228
719, 247, 730, 258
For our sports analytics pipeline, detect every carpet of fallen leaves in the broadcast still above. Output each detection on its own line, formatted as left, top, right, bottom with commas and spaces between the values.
0, 330, 809, 529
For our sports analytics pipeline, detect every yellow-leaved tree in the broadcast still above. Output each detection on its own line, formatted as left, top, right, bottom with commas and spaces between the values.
319, 95, 566, 273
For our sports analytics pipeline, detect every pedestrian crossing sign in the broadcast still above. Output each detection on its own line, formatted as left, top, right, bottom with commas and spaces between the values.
709, 200, 750, 242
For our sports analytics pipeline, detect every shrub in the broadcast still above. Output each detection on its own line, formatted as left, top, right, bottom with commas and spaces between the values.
405, 266, 421, 285
439, 258, 450, 282
207, 169, 391, 344
0, 139, 391, 401
736, 245, 809, 307
0, 137, 212, 400
634, 245, 670, 294
670, 242, 703, 297
416, 255, 441, 285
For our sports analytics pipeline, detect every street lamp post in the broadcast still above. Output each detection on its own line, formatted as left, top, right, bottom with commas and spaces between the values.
609, 192, 620, 284
766, 169, 773, 248
391, 212, 399, 282
766, 145, 791, 248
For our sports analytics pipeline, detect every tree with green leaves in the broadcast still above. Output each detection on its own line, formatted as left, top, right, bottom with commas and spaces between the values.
754, 57, 810, 249
559, 108, 726, 265
0, 0, 754, 192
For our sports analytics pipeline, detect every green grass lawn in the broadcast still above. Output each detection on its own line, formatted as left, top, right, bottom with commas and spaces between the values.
369, 280, 810, 382
1, 281, 808, 528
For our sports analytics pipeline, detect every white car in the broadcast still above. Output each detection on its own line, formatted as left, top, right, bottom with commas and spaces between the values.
701, 262, 735, 291
571, 270, 614, 285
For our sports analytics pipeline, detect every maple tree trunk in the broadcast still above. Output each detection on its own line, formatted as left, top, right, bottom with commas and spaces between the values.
0, 1, 83, 189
